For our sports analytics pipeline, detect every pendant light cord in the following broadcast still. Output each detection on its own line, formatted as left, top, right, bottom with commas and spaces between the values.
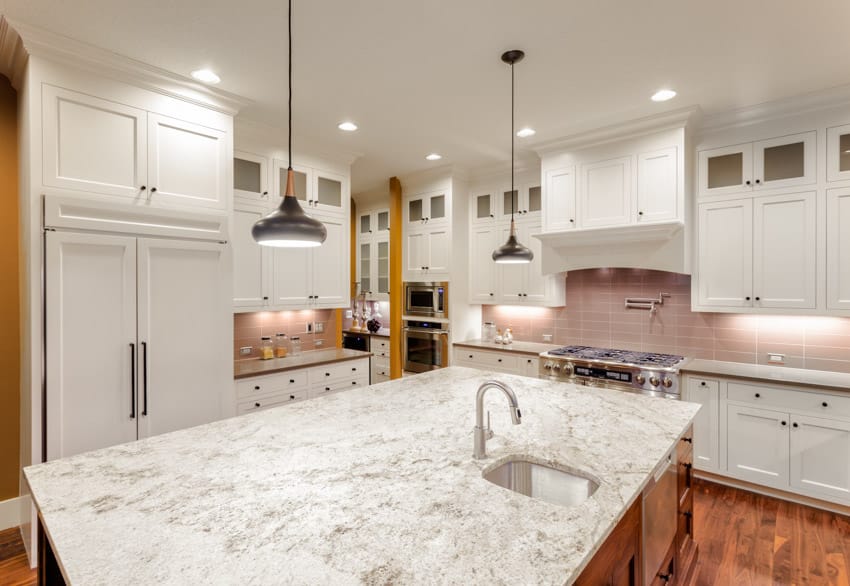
511, 60, 515, 219
288, 0, 293, 171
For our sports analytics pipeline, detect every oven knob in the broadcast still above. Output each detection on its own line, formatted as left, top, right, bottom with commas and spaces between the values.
552, 363, 561, 373
649, 376, 660, 387
543, 362, 553, 371
562, 363, 574, 375
662, 377, 673, 388
635, 374, 646, 385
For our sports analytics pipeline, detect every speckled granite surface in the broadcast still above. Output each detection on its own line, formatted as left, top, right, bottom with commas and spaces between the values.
454, 339, 562, 356
682, 359, 850, 392
25, 366, 699, 585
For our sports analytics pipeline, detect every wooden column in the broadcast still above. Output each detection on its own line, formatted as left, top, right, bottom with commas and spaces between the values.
389, 177, 403, 379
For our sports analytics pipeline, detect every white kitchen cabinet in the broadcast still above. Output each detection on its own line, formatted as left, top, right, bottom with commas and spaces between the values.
42, 85, 148, 200
358, 209, 390, 237
232, 202, 271, 309
826, 124, 850, 182
371, 336, 391, 383
45, 231, 230, 460
496, 223, 548, 302
789, 414, 850, 502
698, 132, 816, 197
403, 225, 450, 281
696, 192, 816, 311
726, 403, 790, 489
356, 209, 390, 300
469, 225, 498, 302
827, 188, 850, 310
405, 191, 448, 227
752, 192, 816, 309
684, 377, 720, 472
146, 113, 228, 210
636, 147, 678, 222
498, 184, 542, 221
312, 169, 347, 217
272, 160, 313, 206
234, 151, 270, 202
470, 190, 497, 224
271, 242, 312, 307
579, 156, 632, 228
542, 166, 577, 232
452, 347, 540, 378
696, 199, 753, 308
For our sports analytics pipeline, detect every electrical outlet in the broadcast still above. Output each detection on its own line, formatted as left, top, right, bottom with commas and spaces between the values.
306, 322, 313, 333
345, 310, 353, 319
767, 353, 785, 364
315, 322, 324, 333
239, 346, 252, 356
314, 339, 323, 347
542, 334, 553, 342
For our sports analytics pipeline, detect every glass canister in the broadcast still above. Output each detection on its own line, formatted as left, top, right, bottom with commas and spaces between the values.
260, 336, 274, 360
275, 333, 289, 358
290, 336, 302, 356
482, 322, 496, 343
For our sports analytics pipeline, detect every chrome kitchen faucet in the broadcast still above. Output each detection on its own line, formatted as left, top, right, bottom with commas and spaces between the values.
473, 381, 522, 459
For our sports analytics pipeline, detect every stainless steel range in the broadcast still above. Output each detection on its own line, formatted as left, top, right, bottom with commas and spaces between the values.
539, 345, 689, 399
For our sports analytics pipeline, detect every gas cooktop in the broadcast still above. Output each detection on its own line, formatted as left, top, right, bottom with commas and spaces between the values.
545, 345, 685, 369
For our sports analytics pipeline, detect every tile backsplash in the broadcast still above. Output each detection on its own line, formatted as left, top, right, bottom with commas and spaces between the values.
482, 268, 850, 374
234, 309, 338, 360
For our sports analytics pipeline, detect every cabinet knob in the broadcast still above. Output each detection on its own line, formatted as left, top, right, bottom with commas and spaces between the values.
352, 367, 357, 371
150, 187, 157, 193
569, 218, 574, 223
823, 401, 829, 407
497, 358, 502, 363
638, 211, 644, 216
745, 296, 751, 301
792, 422, 799, 428
745, 180, 752, 186
489, 292, 494, 296
325, 387, 330, 391
254, 402, 260, 407
489, 214, 494, 218
140, 185, 147, 191
755, 296, 761, 301
325, 372, 331, 376
254, 385, 260, 390
468, 354, 473, 358
289, 394, 295, 400
289, 379, 295, 383
700, 381, 707, 386
263, 296, 269, 300
351, 381, 357, 385
755, 179, 761, 184
781, 420, 787, 426
755, 393, 760, 398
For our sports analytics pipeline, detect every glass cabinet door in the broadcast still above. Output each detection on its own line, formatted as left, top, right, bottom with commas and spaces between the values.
408, 198, 424, 223
359, 242, 371, 294
699, 143, 753, 196
277, 163, 310, 203
234, 152, 269, 201
502, 189, 519, 218
527, 186, 542, 213
377, 210, 389, 232
473, 192, 494, 222
428, 194, 446, 221
360, 213, 372, 235
827, 124, 850, 182
753, 131, 815, 190
316, 175, 343, 208
377, 240, 389, 295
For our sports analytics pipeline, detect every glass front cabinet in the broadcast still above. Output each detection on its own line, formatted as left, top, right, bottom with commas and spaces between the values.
357, 208, 391, 300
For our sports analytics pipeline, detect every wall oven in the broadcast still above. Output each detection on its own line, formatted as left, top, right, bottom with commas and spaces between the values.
403, 320, 449, 373
404, 282, 448, 319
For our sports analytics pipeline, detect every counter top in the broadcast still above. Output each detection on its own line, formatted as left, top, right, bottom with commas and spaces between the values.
454, 338, 562, 356
682, 359, 850, 393
234, 348, 371, 379
25, 367, 699, 585
343, 328, 391, 337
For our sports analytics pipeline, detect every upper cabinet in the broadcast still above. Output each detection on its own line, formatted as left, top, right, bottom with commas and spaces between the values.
579, 156, 633, 228
698, 131, 816, 197
826, 124, 850, 183
402, 189, 451, 282
404, 191, 447, 227
827, 187, 850, 310
234, 151, 270, 202
272, 160, 348, 217
42, 84, 229, 211
357, 208, 391, 300
498, 184, 541, 221
542, 166, 577, 232
636, 147, 678, 223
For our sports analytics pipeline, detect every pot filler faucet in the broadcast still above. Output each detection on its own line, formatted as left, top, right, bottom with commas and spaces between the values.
473, 381, 522, 459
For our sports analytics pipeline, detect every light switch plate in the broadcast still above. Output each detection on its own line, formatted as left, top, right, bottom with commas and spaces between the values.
542, 334, 553, 342
239, 346, 252, 356
767, 353, 785, 364
315, 322, 324, 333
306, 323, 313, 333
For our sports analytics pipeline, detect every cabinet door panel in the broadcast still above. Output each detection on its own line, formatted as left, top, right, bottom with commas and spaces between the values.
358, 241, 372, 295
404, 230, 426, 278
544, 167, 577, 231
637, 147, 677, 222
312, 215, 348, 307
753, 192, 816, 309
827, 124, 850, 182
43, 85, 147, 199
313, 169, 346, 215
233, 204, 270, 308
469, 226, 498, 303
686, 378, 719, 472
137, 239, 230, 438
753, 131, 816, 190
726, 404, 789, 488
699, 143, 753, 196
523, 224, 547, 303
697, 199, 753, 307
271, 246, 311, 306
273, 160, 311, 204
827, 188, 850, 309
376, 237, 390, 297
234, 151, 270, 202
790, 414, 850, 503
580, 156, 632, 228
45, 232, 138, 459
147, 113, 227, 210
426, 228, 450, 274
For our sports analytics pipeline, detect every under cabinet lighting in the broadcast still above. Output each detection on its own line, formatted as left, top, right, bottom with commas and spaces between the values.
338, 121, 358, 131
425, 153, 442, 161
191, 69, 221, 84
651, 89, 677, 102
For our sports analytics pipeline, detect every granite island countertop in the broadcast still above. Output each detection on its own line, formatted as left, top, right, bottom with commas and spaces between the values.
682, 359, 850, 393
25, 367, 700, 585
234, 348, 371, 379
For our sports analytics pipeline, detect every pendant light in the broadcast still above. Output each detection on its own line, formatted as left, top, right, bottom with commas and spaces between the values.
252, 0, 327, 247
492, 49, 533, 264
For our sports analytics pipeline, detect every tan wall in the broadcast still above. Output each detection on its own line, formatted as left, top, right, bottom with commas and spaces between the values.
0, 74, 20, 500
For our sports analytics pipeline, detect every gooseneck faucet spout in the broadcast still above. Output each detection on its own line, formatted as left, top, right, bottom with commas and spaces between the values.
473, 380, 522, 459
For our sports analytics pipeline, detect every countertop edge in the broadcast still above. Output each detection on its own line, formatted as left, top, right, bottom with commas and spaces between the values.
234, 351, 372, 379
453, 340, 559, 356
681, 360, 850, 393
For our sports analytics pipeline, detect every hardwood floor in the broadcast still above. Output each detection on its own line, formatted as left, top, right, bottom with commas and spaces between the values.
0, 480, 848, 585
692, 478, 850, 586
0, 527, 35, 586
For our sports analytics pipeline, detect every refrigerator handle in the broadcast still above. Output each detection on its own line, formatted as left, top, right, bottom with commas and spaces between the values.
141, 341, 148, 416
129, 343, 136, 419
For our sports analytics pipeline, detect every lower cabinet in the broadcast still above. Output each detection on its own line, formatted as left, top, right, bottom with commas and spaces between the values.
371, 336, 391, 383
726, 403, 790, 488
236, 358, 370, 414
789, 414, 850, 502
574, 497, 642, 586
684, 377, 720, 472
452, 347, 539, 377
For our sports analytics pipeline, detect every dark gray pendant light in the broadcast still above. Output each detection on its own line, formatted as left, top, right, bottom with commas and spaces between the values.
492, 49, 533, 264
252, 0, 327, 248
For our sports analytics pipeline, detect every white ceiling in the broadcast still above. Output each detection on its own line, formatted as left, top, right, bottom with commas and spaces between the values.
4, 0, 850, 193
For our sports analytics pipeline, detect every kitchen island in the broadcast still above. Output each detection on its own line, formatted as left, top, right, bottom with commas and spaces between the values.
25, 367, 700, 585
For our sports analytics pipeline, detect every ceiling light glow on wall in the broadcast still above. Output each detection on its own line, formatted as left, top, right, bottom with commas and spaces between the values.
651, 89, 677, 102
338, 121, 358, 131
191, 69, 221, 84
425, 153, 442, 161
517, 127, 536, 138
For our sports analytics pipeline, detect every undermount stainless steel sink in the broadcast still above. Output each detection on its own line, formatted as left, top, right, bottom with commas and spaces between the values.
484, 459, 599, 507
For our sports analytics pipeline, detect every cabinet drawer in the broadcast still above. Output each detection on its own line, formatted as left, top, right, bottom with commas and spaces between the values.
373, 337, 390, 352
373, 348, 391, 359
236, 370, 308, 398
311, 375, 369, 397
237, 389, 308, 414
372, 373, 390, 384
310, 359, 369, 383
456, 349, 520, 371
728, 381, 850, 418
373, 355, 389, 369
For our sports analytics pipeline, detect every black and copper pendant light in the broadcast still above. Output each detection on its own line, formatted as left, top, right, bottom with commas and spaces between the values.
252, 0, 327, 247
492, 49, 533, 264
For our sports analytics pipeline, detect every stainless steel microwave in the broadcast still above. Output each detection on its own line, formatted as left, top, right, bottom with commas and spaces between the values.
403, 282, 448, 319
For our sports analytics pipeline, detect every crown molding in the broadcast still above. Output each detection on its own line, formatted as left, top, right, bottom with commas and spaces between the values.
0, 17, 28, 88
699, 83, 850, 134
6, 18, 251, 116
528, 105, 701, 155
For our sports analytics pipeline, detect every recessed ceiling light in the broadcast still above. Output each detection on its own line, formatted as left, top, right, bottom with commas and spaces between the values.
191, 69, 221, 84
517, 127, 536, 138
338, 121, 358, 132
425, 153, 442, 161
651, 89, 677, 102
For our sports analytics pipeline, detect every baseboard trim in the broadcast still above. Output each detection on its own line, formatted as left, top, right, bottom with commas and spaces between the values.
695, 470, 850, 516
0, 495, 31, 531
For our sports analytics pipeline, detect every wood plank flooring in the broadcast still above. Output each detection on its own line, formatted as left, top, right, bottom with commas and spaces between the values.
691, 478, 850, 586
0, 479, 848, 585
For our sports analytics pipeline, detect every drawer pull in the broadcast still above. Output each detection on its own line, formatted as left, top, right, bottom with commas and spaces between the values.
755, 393, 761, 398
289, 395, 295, 400
792, 422, 799, 428
781, 420, 787, 426
254, 402, 261, 408
822, 402, 829, 407
468, 354, 473, 359
255, 385, 260, 390
289, 379, 295, 384
681, 437, 692, 444
325, 372, 331, 377
325, 387, 330, 391
351, 381, 357, 385
700, 381, 706, 387
497, 358, 502, 363
352, 367, 357, 371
